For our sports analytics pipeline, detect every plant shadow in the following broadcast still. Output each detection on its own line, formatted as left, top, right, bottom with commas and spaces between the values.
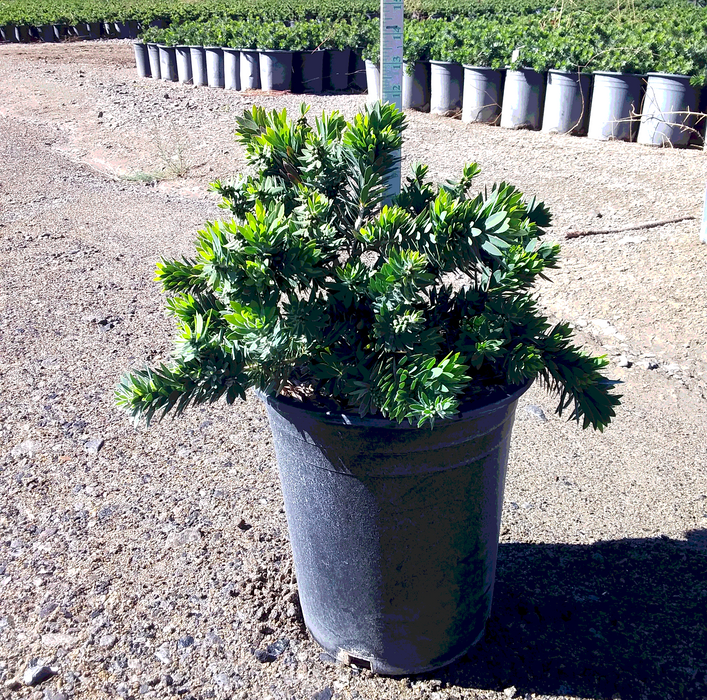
431, 531, 707, 700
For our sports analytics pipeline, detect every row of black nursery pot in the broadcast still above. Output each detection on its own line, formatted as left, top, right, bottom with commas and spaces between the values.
134, 42, 368, 94
0, 20, 158, 42
366, 61, 705, 147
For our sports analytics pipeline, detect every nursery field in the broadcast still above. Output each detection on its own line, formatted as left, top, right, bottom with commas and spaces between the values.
2, 38, 707, 700
2, 0, 707, 81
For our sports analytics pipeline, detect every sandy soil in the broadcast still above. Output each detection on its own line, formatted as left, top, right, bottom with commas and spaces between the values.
1, 39, 707, 700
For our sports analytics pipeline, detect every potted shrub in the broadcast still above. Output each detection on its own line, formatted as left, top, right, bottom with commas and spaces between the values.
289, 21, 327, 94
586, 24, 648, 141
500, 18, 548, 130
402, 20, 433, 111
255, 22, 295, 91
141, 26, 163, 80
635, 33, 705, 147
457, 18, 506, 124
226, 20, 260, 90
116, 103, 620, 675
428, 19, 463, 115
322, 21, 354, 92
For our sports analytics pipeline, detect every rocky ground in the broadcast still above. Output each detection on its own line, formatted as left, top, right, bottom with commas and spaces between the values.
1, 39, 706, 700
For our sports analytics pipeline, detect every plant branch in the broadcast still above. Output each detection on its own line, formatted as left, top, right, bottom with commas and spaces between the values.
565, 215, 696, 239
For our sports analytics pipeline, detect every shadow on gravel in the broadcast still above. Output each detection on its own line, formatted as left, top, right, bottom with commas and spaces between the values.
433, 531, 707, 700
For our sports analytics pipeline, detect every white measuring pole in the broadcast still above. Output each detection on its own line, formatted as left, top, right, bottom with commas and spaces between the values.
380, 0, 403, 201
701, 182, 707, 244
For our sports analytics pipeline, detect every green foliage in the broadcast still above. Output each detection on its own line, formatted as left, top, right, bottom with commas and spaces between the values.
4, 0, 705, 83
117, 103, 620, 431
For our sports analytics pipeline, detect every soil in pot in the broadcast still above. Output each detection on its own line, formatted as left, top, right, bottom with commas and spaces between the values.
541, 69, 591, 135
462, 66, 502, 124
430, 61, 463, 116
500, 68, 546, 129
260, 50, 293, 92
637, 73, 700, 147
403, 61, 430, 112
260, 381, 531, 675
587, 71, 643, 141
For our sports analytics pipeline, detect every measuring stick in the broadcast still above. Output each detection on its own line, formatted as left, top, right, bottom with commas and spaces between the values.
380, 0, 403, 200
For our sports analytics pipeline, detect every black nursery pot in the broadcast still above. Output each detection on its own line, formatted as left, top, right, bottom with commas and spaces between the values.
259, 380, 531, 675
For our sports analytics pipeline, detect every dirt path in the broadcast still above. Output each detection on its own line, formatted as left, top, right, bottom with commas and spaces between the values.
1, 40, 707, 700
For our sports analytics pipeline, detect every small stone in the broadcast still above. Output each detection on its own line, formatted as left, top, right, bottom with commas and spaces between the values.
617, 355, 631, 368
41, 633, 77, 648
22, 665, 58, 687
4, 678, 22, 691
318, 652, 337, 666
165, 528, 201, 548
503, 687, 517, 698
39, 602, 58, 619
313, 688, 334, 700
266, 638, 289, 658
524, 405, 547, 422
177, 635, 194, 648
665, 363, 681, 373
11, 440, 41, 458
639, 359, 659, 370
616, 235, 645, 245
213, 673, 230, 689
84, 438, 104, 454
253, 648, 275, 664
116, 682, 129, 698
97, 111, 103, 118
154, 647, 172, 665
237, 519, 251, 531
98, 633, 118, 649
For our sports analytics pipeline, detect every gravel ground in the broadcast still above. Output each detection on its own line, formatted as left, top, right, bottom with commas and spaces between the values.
1, 40, 707, 700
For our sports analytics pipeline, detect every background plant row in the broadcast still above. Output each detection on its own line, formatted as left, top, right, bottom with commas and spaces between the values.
141, 5, 707, 84
1, 0, 703, 28
3, 0, 707, 83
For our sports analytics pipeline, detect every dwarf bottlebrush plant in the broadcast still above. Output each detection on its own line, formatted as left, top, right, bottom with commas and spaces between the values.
116, 102, 620, 429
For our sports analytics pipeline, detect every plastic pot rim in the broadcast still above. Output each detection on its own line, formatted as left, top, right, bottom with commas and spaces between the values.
644, 72, 692, 81
592, 70, 645, 78
547, 68, 591, 77
462, 64, 501, 72
257, 380, 532, 430
430, 59, 460, 66
505, 66, 545, 75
